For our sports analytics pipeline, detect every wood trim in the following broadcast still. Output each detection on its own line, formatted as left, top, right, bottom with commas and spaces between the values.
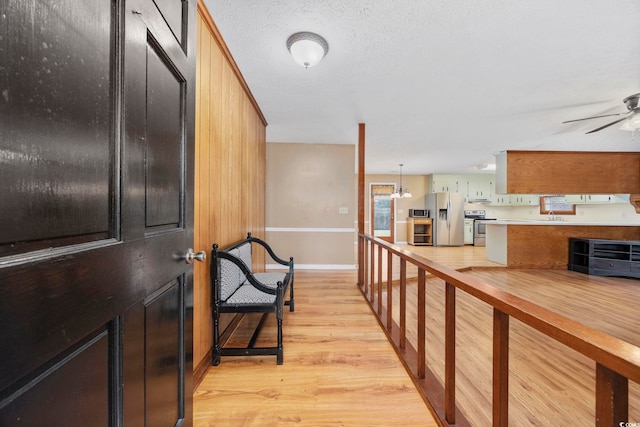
196, 0, 267, 126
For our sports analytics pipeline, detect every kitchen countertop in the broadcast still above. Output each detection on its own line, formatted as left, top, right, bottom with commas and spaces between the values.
486, 220, 640, 226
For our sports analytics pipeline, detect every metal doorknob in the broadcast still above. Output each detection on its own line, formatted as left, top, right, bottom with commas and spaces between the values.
181, 248, 206, 264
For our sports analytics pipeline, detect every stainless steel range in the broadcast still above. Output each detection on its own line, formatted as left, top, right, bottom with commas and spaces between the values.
464, 210, 495, 247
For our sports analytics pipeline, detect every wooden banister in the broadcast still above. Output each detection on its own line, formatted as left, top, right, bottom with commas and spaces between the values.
358, 233, 640, 426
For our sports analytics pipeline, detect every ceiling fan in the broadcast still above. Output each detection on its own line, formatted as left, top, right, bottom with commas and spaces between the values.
562, 93, 640, 134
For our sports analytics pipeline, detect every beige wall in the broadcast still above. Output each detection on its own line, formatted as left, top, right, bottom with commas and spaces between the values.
365, 174, 430, 243
266, 143, 356, 269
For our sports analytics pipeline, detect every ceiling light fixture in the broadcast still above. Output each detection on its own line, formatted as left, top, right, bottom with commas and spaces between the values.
390, 164, 412, 199
286, 32, 329, 68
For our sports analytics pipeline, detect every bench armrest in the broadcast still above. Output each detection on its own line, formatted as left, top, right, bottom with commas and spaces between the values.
246, 233, 294, 273
215, 248, 285, 295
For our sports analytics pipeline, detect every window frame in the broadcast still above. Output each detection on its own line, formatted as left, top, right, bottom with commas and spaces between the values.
539, 195, 576, 215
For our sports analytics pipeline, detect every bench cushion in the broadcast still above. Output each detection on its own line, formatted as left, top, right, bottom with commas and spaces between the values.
220, 248, 243, 301
249, 272, 288, 289
226, 284, 276, 305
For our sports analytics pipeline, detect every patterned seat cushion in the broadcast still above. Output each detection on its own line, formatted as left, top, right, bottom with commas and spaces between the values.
250, 272, 288, 289
220, 248, 243, 301
225, 284, 276, 305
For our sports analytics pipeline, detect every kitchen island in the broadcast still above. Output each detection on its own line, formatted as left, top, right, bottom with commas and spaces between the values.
485, 220, 640, 269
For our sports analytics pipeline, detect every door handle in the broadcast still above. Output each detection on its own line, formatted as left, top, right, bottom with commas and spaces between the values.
180, 248, 206, 264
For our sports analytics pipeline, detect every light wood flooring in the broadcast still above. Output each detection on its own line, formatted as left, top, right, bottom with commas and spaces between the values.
194, 245, 640, 426
194, 269, 439, 427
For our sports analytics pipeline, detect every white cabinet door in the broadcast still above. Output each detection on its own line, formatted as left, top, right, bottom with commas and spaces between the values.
464, 220, 474, 244
511, 195, 540, 206
566, 194, 613, 204
431, 174, 462, 193
491, 195, 512, 206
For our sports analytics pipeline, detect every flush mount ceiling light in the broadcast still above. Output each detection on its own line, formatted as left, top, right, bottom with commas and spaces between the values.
286, 32, 329, 68
390, 164, 412, 199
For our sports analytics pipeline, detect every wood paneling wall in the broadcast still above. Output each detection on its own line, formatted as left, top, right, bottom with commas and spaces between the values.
506, 225, 640, 269
194, 1, 267, 383
496, 151, 640, 194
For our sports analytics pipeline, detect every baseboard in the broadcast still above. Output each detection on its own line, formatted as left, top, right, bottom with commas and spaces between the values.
266, 263, 356, 270
192, 313, 246, 392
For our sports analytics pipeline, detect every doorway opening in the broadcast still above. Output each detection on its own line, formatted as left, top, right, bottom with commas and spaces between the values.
371, 184, 395, 243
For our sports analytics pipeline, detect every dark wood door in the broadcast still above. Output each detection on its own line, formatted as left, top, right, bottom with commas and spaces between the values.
0, 0, 196, 425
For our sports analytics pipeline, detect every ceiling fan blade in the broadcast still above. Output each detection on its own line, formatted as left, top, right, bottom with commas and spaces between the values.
586, 116, 630, 134
562, 112, 629, 124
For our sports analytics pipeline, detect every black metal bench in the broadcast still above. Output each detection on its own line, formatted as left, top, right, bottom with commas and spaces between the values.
211, 233, 294, 365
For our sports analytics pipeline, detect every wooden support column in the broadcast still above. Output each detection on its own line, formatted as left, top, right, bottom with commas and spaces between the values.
493, 309, 509, 427
595, 363, 628, 426
357, 123, 365, 287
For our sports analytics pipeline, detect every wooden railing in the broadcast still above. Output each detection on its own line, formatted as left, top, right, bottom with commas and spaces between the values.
358, 233, 640, 427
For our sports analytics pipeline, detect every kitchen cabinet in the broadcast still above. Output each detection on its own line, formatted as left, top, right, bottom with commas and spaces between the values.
491, 195, 512, 206
510, 194, 539, 206
565, 194, 613, 204
466, 175, 493, 202
430, 174, 461, 193
464, 219, 474, 244
407, 218, 433, 246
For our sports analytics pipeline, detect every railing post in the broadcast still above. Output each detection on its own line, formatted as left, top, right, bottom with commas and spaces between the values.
445, 282, 456, 424
417, 268, 426, 379
363, 239, 368, 294
357, 235, 363, 288
370, 240, 375, 302
595, 363, 628, 426
400, 258, 407, 349
377, 245, 383, 313
493, 308, 509, 427
386, 251, 393, 331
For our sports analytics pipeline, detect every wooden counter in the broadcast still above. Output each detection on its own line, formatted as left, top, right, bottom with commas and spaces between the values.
486, 222, 640, 269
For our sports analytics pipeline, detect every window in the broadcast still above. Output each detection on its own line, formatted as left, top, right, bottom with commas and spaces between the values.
539, 195, 576, 215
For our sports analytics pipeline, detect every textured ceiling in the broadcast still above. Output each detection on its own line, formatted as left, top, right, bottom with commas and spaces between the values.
204, 0, 640, 174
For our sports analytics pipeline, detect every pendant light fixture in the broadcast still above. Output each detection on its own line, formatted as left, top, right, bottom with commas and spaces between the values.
286, 32, 329, 68
390, 164, 412, 199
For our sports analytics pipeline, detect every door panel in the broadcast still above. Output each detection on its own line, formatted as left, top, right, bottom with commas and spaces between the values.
0, 329, 110, 426
0, 0, 196, 425
145, 43, 183, 229
0, 0, 113, 255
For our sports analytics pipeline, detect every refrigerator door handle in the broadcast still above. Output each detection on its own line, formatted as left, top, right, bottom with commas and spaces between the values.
447, 199, 451, 229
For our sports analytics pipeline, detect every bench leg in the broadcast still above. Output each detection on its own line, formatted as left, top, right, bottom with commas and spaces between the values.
277, 315, 283, 365
212, 310, 221, 366
289, 280, 295, 312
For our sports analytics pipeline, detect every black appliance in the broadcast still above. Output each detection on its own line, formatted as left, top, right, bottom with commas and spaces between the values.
408, 209, 430, 218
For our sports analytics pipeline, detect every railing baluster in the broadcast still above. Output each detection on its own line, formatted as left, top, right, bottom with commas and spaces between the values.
493, 308, 509, 427
445, 282, 456, 424
357, 233, 640, 427
387, 250, 393, 331
417, 268, 426, 379
400, 258, 407, 349
595, 363, 628, 426
370, 240, 375, 302
377, 246, 383, 314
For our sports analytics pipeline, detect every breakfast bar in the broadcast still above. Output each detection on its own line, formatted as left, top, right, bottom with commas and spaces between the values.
485, 220, 640, 269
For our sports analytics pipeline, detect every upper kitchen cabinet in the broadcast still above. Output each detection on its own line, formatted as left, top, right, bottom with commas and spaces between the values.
430, 174, 494, 202
495, 151, 640, 194
430, 174, 463, 193
466, 175, 493, 202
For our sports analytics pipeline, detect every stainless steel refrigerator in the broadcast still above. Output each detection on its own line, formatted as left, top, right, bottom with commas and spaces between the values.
426, 192, 465, 246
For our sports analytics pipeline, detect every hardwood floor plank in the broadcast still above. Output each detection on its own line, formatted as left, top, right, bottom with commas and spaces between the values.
194, 271, 439, 427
